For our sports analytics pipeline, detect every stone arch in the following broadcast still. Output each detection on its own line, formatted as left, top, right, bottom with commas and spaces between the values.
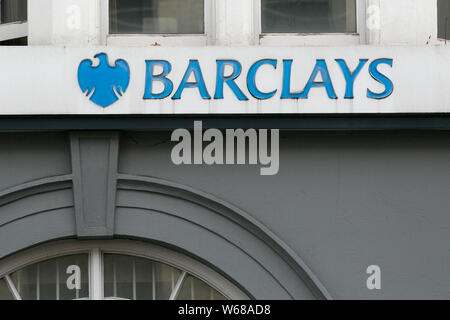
0, 173, 332, 300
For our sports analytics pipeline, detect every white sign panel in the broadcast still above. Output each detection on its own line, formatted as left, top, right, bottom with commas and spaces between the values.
0, 46, 447, 114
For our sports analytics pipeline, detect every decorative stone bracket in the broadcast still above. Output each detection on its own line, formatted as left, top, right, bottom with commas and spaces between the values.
70, 132, 119, 238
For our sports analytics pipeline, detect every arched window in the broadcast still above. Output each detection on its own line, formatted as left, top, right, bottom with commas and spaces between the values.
0, 240, 248, 300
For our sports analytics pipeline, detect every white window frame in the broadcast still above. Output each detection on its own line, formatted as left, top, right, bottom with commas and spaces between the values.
256, 0, 366, 45
0, 239, 248, 300
0, 0, 28, 43
100, 0, 214, 46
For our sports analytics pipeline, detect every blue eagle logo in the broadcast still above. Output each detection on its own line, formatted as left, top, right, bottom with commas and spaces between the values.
77, 53, 130, 108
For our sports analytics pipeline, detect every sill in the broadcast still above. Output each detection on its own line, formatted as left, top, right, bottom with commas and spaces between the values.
437, 38, 450, 44
259, 33, 360, 46
0, 20, 27, 26
0, 22, 28, 42
261, 32, 359, 36
106, 34, 208, 46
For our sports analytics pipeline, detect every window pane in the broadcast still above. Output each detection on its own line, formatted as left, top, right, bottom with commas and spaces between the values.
1, 0, 27, 24
0, 278, 14, 300
177, 275, 227, 300
438, 0, 450, 39
105, 254, 133, 299
109, 0, 204, 34
134, 257, 154, 300
10, 254, 89, 300
0, 37, 28, 46
57, 255, 89, 300
103, 254, 182, 300
261, 0, 356, 33
154, 260, 181, 299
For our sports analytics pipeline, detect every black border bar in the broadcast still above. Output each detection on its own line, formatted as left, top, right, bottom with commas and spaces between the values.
1, 114, 450, 131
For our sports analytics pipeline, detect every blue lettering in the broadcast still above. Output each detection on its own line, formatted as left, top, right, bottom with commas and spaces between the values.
143, 60, 173, 99
172, 60, 211, 100
301, 59, 337, 99
215, 60, 248, 101
336, 59, 368, 99
281, 60, 298, 99
246, 59, 277, 100
367, 58, 394, 99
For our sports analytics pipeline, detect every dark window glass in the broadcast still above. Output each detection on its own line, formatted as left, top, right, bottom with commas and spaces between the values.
261, 0, 356, 33
10, 254, 89, 300
1, 0, 27, 24
104, 254, 182, 300
109, 0, 204, 34
103, 254, 227, 300
177, 275, 226, 300
0, 36, 27, 46
438, 0, 450, 39
0, 278, 14, 300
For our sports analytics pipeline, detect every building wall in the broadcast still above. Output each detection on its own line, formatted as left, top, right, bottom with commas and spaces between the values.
1, 131, 450, 299
1, 0, 450, 300
27, 0, 440, 46
378, 0, 437, 44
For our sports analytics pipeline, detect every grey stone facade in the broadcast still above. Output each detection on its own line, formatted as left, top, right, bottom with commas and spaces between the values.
1, 129, 449, 299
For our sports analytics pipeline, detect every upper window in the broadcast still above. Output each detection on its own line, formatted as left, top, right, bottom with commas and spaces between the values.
0, 278, 14, 300
109, 0, 204, 35
261, 0, 357, 34
0, 0, 27, 45
0, 0, 27, 24
438, 0, 450, 40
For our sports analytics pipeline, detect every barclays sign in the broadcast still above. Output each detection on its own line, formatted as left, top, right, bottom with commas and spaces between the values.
78, 53, 130, 108
9, 46, 449, 115
77, 53, 393, 108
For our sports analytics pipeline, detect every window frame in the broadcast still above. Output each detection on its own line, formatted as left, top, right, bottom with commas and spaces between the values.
100, 0, 214, 46
255, 0, 366, 45
0, 0, 28, 43
0, 240, 248, 300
